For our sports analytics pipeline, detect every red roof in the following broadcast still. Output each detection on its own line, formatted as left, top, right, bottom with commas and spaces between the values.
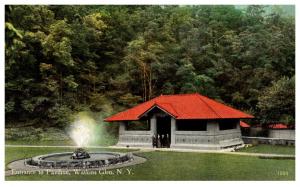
105, 93, 254, 122
268, 123, 288, 129
240, 121, 251, 128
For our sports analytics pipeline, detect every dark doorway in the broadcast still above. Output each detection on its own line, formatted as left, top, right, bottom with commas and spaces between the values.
156, 116, 171, 148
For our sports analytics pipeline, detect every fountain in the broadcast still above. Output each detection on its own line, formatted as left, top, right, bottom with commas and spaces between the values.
70, 148, 90, 159
12, 113, 144, 171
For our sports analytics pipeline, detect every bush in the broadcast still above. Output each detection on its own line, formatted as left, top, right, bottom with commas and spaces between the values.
5, 127, 70, 141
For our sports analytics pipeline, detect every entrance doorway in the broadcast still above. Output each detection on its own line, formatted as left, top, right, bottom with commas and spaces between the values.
156, 116, 171, 148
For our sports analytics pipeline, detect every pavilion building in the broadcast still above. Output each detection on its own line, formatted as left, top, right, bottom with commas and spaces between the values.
105, 93, 254, 150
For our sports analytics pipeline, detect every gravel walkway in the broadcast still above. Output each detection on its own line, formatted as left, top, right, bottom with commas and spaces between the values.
6, 144, 295, 157
110, 145, 295, 158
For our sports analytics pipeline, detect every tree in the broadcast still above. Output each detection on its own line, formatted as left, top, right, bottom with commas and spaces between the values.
123, 36, 164, 101
5, 5, 295, 131
257, 76, 295, 126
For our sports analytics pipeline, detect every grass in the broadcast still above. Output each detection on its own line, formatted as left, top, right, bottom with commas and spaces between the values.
5, 138, 118, 146
5, 146, 295, 181
5, 140, 75, 146
238, 144, 295, 155
5, 126, 119, 146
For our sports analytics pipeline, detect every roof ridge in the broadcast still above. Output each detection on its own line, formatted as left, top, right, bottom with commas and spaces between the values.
195, 94, 222, 118
198, 94, 254, 118
105, 95, 160, 121
160, 93, 200, 97
134, 95, 161, 107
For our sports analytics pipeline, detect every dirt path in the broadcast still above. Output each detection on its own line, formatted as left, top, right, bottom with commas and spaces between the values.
5, 144, 295, 158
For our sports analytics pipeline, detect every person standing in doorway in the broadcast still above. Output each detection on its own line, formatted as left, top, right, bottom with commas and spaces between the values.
157, 134, 161, 148
166, 134, 170, 148
152, 134, 157, 148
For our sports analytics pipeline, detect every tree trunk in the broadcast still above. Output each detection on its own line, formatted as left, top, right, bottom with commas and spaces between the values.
148, 65, 152, 100
60, 71, 63, 105
143, 64, 147, 101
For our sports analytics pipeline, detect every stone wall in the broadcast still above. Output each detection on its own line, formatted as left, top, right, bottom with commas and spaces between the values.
268, 129, 295, 140
117, 122, 153, 148
242, 136, 295, 146
118, 133, 153, 147
171, 121, 243, 150
116, 118, 244, 150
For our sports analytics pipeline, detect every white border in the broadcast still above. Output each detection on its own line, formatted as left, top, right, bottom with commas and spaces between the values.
0, 1, 298, 187
1, 0, 298, 5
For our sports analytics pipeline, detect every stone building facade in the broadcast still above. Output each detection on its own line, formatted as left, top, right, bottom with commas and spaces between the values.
105, 93, 253, 150
117, 114, 243, 150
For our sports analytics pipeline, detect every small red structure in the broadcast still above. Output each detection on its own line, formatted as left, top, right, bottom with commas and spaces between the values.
240, 121, 250, 128
267, 123, 294, 140
268, 123, 289, 129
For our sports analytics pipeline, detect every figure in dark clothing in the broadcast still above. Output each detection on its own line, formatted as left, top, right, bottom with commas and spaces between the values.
166, 134, 170, 148
152, 135, 157, 148
157, 134, 161, 148
161, 134, 165, 147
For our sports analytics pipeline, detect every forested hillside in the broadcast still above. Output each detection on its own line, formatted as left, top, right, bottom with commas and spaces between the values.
5, 5, 295, 132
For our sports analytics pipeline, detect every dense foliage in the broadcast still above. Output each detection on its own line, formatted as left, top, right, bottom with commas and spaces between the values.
5, 5, 295, 129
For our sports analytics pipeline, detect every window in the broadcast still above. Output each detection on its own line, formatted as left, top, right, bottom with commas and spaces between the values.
219, 119, 238, 130
125, 120, 150, 131
176, 120, 207, 131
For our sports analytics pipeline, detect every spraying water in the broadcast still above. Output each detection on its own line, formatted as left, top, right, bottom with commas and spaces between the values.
68, 111, 117, 147
69, 112, 96, 147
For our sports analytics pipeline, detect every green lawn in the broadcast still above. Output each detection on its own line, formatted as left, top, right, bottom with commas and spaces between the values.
238, 144, 295, 155
5, 140, 75, 146
5, 138, 118, 146
5, 146, 295, 180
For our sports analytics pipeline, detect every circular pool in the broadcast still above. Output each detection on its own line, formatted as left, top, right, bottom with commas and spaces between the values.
26, 152, 134, 169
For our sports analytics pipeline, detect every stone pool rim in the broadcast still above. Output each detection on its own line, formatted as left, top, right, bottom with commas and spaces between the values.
6, 152, 146, 176
27, 151, 134, 169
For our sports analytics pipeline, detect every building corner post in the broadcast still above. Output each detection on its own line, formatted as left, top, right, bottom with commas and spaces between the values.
119, 121, 126, 135
150, 115, 157, 136
171, 117, 176, 146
